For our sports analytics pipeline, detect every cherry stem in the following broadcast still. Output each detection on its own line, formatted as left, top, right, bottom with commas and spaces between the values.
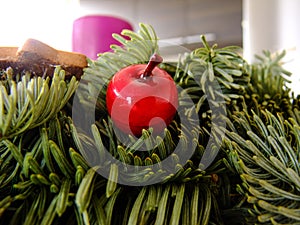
141, 53, 163, 78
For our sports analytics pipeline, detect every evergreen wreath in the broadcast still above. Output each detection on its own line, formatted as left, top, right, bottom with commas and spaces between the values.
0, 23, 299, 225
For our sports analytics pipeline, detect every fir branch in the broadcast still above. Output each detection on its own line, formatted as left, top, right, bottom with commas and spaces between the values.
1, 23, 278, 225
224, 107, 300, 224
0, 67, 78, 140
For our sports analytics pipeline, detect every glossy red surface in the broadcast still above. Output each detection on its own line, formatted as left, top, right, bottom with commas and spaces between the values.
106, 64, 178, 136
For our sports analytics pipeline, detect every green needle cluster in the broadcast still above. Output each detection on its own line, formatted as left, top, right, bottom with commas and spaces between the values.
223, 50, 300, 224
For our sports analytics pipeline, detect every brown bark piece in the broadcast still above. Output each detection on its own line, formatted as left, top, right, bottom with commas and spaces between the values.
0, 39, 88, 79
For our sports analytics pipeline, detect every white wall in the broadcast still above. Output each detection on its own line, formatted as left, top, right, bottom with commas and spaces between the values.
0, 0, 80, 51
78, 0, 242, 46
0, 0, 242, 53
77, 0, 242, 60
243, 0, 300, 94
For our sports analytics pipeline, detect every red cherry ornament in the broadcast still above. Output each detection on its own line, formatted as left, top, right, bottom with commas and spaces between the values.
106, 53, 178, 136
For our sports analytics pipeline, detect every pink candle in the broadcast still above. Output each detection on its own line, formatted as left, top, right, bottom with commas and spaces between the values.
72, 15, 133, 60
